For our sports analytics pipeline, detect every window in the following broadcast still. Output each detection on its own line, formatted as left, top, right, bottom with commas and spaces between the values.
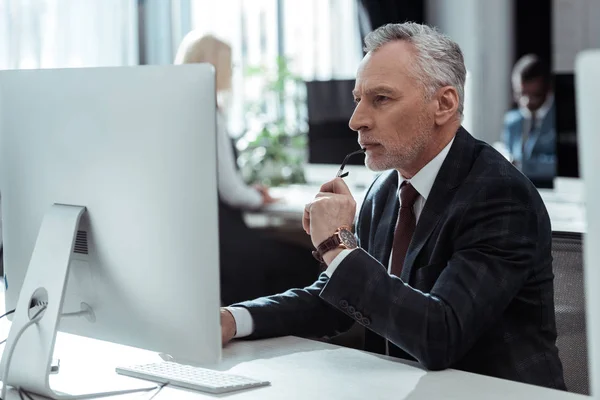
0, 0, 138, 70
189, 0, 363, 135
282, 0, 363, 80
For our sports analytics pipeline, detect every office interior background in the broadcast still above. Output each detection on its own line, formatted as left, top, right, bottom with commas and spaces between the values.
1, 0, 599, 186
0, 0, 599, 397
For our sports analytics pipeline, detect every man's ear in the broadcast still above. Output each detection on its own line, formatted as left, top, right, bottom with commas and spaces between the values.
434, 86, 460, 125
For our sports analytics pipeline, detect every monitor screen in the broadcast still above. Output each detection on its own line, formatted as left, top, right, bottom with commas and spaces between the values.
555, 73, 579, 178
305, 79, 364, 166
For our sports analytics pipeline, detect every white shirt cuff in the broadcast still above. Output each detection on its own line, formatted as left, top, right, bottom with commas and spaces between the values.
324, 248, 357, 277
226, 307, 254, 338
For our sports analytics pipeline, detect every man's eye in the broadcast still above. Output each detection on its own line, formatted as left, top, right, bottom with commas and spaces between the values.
374, 95, 388, 103
353, 98, 360, 105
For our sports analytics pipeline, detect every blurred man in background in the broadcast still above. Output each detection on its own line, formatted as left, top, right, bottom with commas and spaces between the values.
503, 54, 556, 187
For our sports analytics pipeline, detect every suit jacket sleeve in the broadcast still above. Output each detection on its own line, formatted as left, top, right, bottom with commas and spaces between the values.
319, 180, 544, 370
231, 273, 354, 340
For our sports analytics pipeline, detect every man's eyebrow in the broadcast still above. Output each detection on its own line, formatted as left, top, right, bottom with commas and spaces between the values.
352, 86, 397, 98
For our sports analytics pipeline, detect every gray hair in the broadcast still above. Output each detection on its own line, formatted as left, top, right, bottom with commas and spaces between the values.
364, 22, 466, 117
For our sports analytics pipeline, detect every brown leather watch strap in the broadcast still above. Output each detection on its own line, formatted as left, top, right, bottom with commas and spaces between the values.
312, 235, 341, 263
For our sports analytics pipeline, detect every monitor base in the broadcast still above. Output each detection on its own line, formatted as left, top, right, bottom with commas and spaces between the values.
0, 204, 152, 399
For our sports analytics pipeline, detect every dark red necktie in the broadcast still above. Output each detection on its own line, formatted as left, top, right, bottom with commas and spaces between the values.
390, 182, 419, 277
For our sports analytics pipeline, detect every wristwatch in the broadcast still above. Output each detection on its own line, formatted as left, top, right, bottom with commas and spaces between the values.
312, 226, 358, 263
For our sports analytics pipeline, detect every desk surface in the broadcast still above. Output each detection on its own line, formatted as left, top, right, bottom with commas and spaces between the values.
0, 287, 585, 399
247, 179, 586, 233
0, 329, 586, 400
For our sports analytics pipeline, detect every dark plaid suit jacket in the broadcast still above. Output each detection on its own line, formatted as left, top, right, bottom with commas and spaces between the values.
234, 127, 566, 390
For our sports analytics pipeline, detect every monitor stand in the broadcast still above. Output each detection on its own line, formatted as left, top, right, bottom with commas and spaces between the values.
0, 204, 155, 399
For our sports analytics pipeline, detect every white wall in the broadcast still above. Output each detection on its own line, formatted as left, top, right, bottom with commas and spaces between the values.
553, 0, 600, 73
427, 0, 514, 145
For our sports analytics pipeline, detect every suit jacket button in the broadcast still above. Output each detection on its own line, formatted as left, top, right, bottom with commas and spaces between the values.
339, 300, 348, 309
362, 318, 371, 326
355, 312, 363, 320
347, 306, 356, 315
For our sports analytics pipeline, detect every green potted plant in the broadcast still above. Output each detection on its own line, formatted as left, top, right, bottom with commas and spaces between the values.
236, 56, 308, 187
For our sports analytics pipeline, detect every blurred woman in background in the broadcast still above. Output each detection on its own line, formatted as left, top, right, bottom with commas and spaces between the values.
174, 32, 319, 305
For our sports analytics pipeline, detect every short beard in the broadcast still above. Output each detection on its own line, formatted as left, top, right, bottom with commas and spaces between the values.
365, 112, 433, 172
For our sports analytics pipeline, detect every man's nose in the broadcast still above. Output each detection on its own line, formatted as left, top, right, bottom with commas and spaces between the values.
349, 103, 370, 132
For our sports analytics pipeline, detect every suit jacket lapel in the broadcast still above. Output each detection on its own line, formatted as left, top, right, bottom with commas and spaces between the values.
524, 119, 542, 157
534, 103, 556, 152
524, 102, 555, 157
513, 118, 524, 158
400, 127, 477, 282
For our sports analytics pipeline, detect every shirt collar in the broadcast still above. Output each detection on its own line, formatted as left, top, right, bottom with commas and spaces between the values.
398, 136, 455, 201
519, 93, 554, 121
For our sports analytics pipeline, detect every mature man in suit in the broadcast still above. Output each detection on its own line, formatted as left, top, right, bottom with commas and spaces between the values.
503, 54, 556, 187
220, 23, 566, 390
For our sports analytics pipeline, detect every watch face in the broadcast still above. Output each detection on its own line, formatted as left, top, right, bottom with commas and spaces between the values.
338, 228, 358, 248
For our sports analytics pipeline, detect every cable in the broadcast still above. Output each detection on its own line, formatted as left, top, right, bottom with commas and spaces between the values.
0, 310, 25, 347
11, 378, 165, 400
145, 383, 167, 399
17, 388, 34, 400
0, 308, 15, 349
0, 303, 91, 347
0, 305, 47, 400
0, 310, 14, 320
8, 362, 164, 400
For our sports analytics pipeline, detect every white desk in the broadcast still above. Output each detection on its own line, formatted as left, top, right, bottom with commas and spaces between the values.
0, 327, 587, 400
0, 291, 586, 399
246, 180, 586, 233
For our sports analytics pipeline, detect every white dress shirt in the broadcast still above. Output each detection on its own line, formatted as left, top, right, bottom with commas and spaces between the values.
216, 112, 263, 210
228, 136, 456, 338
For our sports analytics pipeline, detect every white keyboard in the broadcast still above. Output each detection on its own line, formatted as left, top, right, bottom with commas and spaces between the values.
116, 361, 270, 394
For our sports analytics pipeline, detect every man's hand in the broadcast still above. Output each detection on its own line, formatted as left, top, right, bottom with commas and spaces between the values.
303, 177, 356, 249
253, 184, 280, 205
220, 308, 237, 346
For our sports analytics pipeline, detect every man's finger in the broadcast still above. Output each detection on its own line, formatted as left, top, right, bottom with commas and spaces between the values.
320, 177, 352, 195
303, 203, 311, 234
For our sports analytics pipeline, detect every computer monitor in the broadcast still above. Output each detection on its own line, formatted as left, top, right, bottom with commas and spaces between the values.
555, 73, 579, 178
575, 50, 600, 398
305, 79, 376, 187
306, 79, 362, 165
0, 65, 221, 397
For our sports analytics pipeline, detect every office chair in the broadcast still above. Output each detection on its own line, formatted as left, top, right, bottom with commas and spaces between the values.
551, 231, 588, 394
